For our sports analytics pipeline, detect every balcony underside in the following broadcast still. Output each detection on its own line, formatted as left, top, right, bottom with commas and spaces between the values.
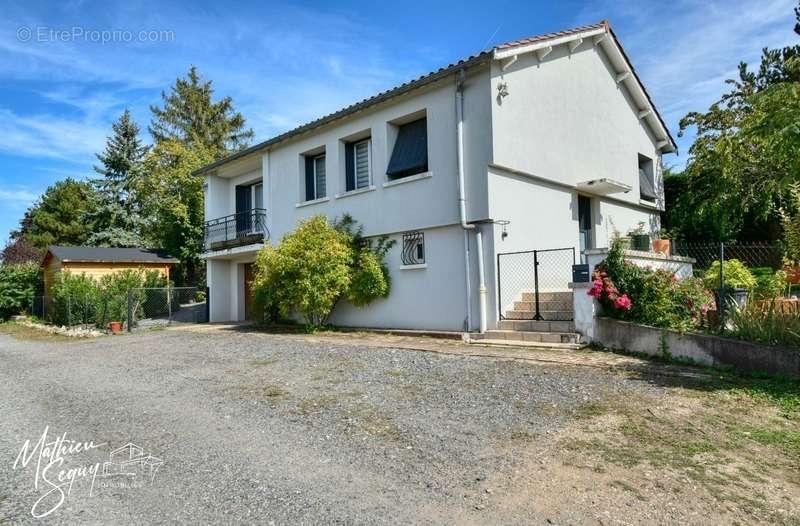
209, 232, 264, 251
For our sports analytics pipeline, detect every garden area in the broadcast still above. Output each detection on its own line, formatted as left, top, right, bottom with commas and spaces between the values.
590, 237, 800, 352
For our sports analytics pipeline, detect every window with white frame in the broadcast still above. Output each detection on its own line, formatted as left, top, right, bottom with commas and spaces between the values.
304, 152, 326, 201
638, 154, 656, 202
345, 138, 371, 191
401, 231, 425, 265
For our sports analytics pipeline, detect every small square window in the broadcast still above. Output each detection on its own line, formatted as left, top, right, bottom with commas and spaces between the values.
401, 231, 425, 265
387, 118, 428, 180
639, 154, 656, 202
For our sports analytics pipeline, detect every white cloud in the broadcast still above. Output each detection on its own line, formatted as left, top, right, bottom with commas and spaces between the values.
0, 107, 106, 162
0, 187, 38, 203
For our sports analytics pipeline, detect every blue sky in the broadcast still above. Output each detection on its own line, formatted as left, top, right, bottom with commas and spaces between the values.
0, 0, 797, 243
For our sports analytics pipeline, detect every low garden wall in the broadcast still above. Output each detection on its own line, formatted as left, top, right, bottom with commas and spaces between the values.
594, 317, 800, 378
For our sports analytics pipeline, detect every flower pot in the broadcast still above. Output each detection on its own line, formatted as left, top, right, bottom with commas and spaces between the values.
630, 234, 651, 252
715, 287, 749, 310
785, 265, 800, 285
108, 321, 123, 334
652, 239, 670, 255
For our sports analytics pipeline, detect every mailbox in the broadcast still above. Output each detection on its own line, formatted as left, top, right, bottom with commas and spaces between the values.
572, 264, 590, 283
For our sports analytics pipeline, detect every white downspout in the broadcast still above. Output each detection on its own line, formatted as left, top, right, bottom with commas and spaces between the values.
456, 69, 487, 334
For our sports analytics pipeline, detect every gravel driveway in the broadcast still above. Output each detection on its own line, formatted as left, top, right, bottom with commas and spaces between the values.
0, 325, 796, 525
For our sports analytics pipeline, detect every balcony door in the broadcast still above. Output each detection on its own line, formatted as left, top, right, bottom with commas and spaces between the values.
235, 185, 252, 236
578, 195, 593, 264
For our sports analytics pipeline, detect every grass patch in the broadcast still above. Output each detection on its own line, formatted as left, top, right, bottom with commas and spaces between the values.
344, 405, 407, 442
295, 391, 363, 415
509, 429, 537, 442
0, 321, 75, 342
250, 359, 278, 367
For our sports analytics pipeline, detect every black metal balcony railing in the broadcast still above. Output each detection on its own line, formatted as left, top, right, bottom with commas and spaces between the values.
204, 208, 269, 251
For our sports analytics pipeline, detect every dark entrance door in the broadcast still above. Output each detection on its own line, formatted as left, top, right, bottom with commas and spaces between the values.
578, 195, 593, 264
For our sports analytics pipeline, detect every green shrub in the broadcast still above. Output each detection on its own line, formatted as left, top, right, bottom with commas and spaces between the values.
751, 267, 790, 300
591, 239, 714, 331
781, 184, 800, 265
253, 214, 394, 328
50, 272, 101, 326
702, 259, 757, 290
0, 263, 42, 320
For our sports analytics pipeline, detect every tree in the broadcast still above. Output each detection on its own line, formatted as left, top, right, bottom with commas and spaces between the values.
149, 66, 254, 158
1, 238, 41, 265
0, 263, 42, 320
85, 109, 149, 247
136, 139, 214, 285
669, 7, 800, 241
21, 178, 97, 249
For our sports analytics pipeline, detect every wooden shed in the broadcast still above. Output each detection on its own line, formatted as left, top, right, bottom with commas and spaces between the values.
41, 246, 179, 296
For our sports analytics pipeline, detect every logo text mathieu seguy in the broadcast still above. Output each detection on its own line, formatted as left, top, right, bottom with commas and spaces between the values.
13, 426, 163, 518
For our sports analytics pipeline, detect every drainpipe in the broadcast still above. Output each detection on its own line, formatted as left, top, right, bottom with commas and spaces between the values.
456, 69, 487, 334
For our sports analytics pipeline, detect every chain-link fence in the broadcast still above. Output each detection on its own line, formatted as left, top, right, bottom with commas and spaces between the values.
130, 287, 208, 329
27, 287, 208, 330
672, 241, 797, 327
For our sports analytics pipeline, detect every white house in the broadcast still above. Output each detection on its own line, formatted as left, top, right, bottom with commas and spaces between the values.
195, 21, 677, 341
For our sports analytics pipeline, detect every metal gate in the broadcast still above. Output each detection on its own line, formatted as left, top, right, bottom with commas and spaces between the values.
497, 247, 575, 321
128, 286, 209, 330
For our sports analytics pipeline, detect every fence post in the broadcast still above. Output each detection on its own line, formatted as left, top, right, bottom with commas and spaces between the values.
67, 295, 72, 327
533, 250, 542, 321
718, 241, 725, 332
127, 289, 133, 332
167, 287, 172, 324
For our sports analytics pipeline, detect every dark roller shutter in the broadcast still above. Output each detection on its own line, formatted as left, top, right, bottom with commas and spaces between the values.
305, 156, 315, 201
639, 169, 657, 200
345, 142, 355, 192
387, 118, 428, 179
235, 185, 252, 234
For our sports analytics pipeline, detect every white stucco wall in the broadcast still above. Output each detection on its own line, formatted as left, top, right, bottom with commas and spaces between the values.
207, 259, 231, 322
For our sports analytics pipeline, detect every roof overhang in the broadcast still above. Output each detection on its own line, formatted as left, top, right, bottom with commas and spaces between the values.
576, 178, 632, 196
491, 22, 677, 154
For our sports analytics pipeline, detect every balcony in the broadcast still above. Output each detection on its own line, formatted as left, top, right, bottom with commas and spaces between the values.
204, 208, 268, 252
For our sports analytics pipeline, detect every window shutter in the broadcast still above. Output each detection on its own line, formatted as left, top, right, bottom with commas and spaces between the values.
639, 169, 657, 200
355, 140, 370, 188
314, 156, 326, 198
235, 185, 252, 234
345, 142, 355, 192
387, 118, 428, 179
305, 156, 315, 201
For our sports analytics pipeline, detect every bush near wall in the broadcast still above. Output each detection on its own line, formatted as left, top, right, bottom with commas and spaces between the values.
0, 263, 42, 320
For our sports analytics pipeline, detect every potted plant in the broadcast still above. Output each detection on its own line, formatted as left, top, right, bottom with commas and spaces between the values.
628, 222, 651, 252
652, 229, 671, 255
108, 320, 123, 334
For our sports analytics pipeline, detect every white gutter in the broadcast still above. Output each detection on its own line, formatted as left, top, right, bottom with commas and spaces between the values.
455, 69, 487, 334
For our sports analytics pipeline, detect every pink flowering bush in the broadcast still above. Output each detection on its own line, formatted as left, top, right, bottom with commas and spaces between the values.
589, 240, 714, 331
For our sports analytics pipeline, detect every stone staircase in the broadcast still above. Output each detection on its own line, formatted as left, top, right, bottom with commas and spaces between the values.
470, 291, 584, 348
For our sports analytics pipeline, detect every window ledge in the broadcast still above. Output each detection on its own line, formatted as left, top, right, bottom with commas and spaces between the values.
335, 186, 376, 200
383, 171, 433, 188
400, 263, 427, 270
638, 198, 661, 209
295, 197, 330, 208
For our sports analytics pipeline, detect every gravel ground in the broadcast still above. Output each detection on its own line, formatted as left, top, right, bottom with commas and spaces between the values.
0, 325, 751, 524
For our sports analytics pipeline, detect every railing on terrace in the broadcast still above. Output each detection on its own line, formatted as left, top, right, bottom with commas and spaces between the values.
204, 208, 269, 251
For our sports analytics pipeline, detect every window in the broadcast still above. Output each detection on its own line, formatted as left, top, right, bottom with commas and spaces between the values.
345, 138, 371, 191
304, 153, 326, 201
401, 231, 425, 265
253, 182, 263, 209
638, 154, 656, 202
387, 118, 428, 180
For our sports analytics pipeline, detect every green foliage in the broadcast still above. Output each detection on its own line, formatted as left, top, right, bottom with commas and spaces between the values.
667, 13, 800, 242
253, 215, 394, 328
254, 216, 352, 326
137, 140, 214, 284
593, 240, 714, 331
727, 300, 800, 350
50, 268, 167, 326
781, 184, 800, 264
85, 109, 148, 247
702, 259, 757, 290
20, 179, 97, 249
149, 65, 254, 157
751, 267, 790, 300
0, 263, 42, 320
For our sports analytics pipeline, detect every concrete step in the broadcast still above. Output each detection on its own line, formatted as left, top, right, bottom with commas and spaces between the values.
497, 320, 575, 332
513, 300, 572, 311
471, 330, 581, 344
504, 310, 574, 320
520, 291, 572, 303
